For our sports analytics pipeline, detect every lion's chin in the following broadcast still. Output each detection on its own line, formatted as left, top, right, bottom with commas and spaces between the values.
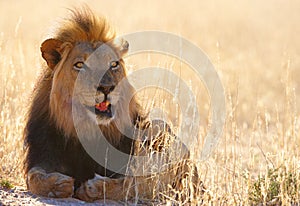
96, 115, 114, 126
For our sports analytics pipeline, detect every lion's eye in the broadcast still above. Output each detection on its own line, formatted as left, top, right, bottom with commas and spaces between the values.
73, 61, 85, 71
110, 61, 119, 71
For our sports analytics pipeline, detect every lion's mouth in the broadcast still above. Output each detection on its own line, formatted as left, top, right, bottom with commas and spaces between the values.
86, 100, 112, 118
95, 100, 112, 117
95, 100, 111, 114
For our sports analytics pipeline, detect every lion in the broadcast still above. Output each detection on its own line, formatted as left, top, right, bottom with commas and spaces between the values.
24, 7, 203, 203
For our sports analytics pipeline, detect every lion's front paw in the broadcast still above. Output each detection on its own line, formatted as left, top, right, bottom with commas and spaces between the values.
46, 172, 75, 198
75, 175, 105, 202
27, 167, 74, 198
75, 174, 125, 202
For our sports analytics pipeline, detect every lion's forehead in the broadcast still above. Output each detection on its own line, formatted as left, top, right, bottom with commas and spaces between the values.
75, 41, 118, 57
70, 41, 119, 69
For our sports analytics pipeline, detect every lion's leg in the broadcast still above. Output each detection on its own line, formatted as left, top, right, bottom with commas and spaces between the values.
27, 167, 74, 198
75, 174, 128, 202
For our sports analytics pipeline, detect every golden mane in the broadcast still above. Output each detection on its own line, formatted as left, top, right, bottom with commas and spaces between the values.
54, 7, 115, 44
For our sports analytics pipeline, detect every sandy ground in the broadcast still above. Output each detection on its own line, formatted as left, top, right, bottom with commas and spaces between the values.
0, 186, 126, 206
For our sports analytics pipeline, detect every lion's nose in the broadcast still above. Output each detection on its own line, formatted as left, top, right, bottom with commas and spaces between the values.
97, 85, 115, 95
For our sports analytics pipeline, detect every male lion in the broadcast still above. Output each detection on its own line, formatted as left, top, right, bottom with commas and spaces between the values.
24, 7, 203, 203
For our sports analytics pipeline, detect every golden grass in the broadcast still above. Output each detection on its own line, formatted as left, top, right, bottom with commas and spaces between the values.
0, 0, 299, 204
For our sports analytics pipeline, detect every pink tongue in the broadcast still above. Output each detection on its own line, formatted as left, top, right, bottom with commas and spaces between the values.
95, 101, 109, 112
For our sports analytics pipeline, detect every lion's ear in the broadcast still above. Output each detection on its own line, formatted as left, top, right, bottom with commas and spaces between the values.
114, 38, 129, 56
120, 39, 129, 55
41, 39, 64, 70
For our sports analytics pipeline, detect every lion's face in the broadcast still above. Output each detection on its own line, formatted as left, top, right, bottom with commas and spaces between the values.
69, 41, 128, 125
41, 38, 132, 134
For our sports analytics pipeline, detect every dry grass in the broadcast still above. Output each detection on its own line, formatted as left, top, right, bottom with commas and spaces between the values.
0, 0, 300, 204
